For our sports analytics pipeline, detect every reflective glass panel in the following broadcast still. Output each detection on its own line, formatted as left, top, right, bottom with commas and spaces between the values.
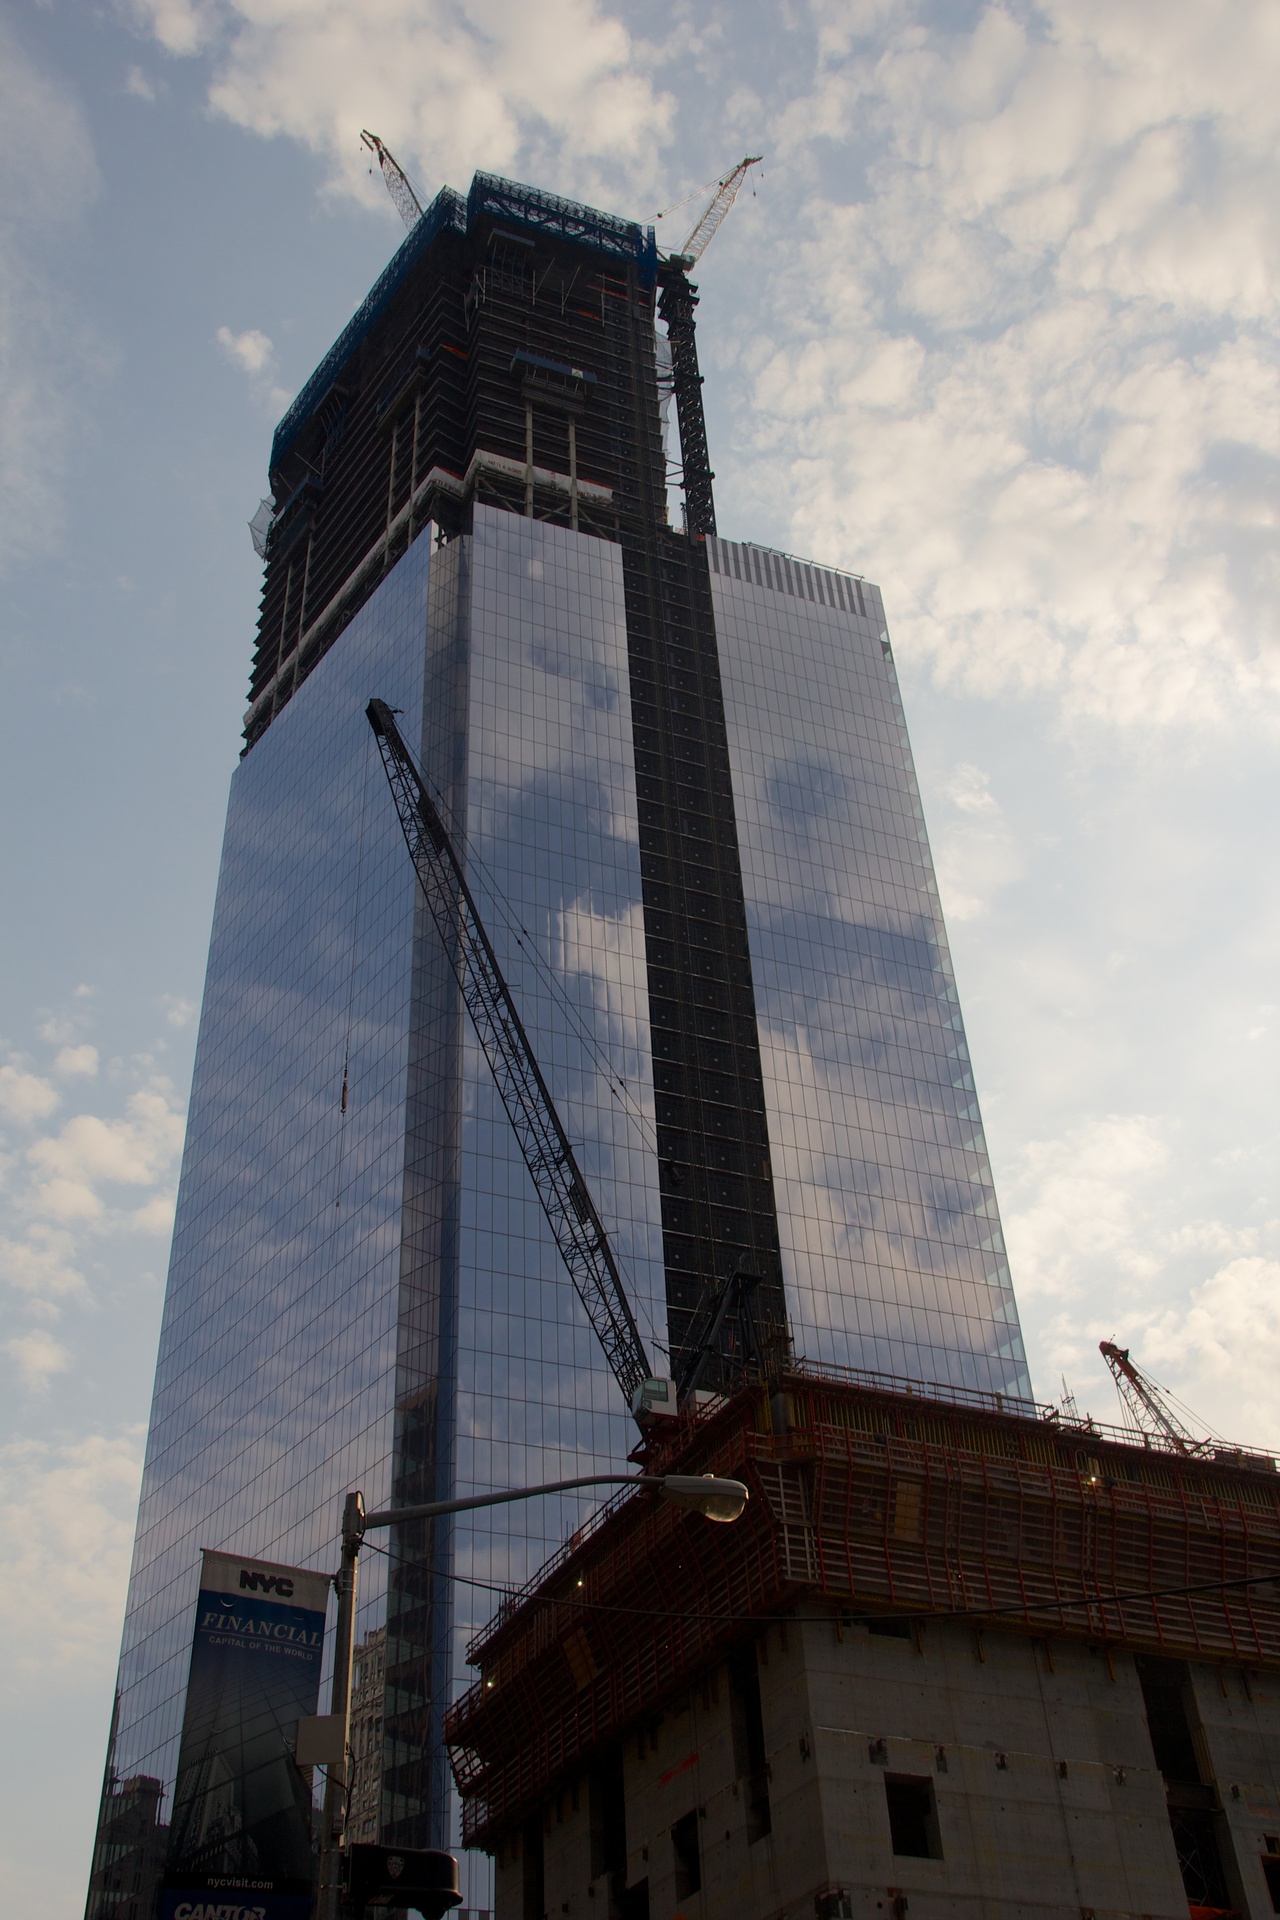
708, 539, 1030, 1400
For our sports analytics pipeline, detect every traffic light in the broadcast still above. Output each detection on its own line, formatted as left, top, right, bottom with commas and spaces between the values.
343, 1844, 461, 1918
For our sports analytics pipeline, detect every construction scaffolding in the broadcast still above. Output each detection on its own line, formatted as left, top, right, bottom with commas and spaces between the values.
247, 175, 660, 751
445, 1365, 1280, 1849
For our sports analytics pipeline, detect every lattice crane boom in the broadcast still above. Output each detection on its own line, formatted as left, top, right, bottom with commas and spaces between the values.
1099, 1340, 1203, 1454
360, 130, 424, 232
366, 700, 653, 1409
675, 155, 762, 266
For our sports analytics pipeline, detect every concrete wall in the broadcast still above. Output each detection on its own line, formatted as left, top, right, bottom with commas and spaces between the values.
1187, 1661, 1280, 1917
804, 1611, 1186, 1920
490, 1611, 1280, 1920
618, 1637, 826, 1920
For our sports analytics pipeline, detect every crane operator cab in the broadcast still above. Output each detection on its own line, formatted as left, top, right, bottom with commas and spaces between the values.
632, 1376, 681, 1425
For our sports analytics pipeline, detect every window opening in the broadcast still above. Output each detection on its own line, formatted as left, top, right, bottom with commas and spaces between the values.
671, 1810, 701, 1899
618, 1881, 649, 1920
590, 1751, 627, 1888
884, 1776, 942, 1860
728, 1646, 771, 1842
1168, 1809, 1232, 1910
522, 1813, 544, 1920
1135, 1656, 1203, 1785
1135, 1656, 1235, 1912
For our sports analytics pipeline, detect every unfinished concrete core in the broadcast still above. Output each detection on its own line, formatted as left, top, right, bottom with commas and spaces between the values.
446, 1367, 1280, 1920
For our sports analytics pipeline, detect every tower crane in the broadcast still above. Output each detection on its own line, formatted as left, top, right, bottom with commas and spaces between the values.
366, 700, 656, 1414
1099, 1340, 1209, 1455
663, 156, 763, 269
656, 156, 761, 538
361, 130, 424, 232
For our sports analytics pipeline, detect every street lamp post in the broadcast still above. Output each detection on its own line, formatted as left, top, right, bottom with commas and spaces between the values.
315, 1470, 749, 1919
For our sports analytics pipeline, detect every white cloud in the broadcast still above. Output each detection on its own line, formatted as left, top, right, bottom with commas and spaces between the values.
1002, 1114, 1172, 1305
734, 0, 1280, 732
216, 323, 274, 376
948, 764, 998, 816
125, 0, 208, 55
128, 1193, 178, 1235
160, 993, 196, 1029
26, 1082, 186, 1223
7, 1328, 70, 1389
124, 63, 156, 100
1, 1076, 185, 1328
1142, 1256, 1280, 1447
129, 0, 673, 208
54, 1044, 99, 1079
0, 1431, 144, 1672
932, 762, 1022, 922
0, 19, 101, 574
0, 1225, 88, 1302
216, 324, 291, 415
997, 1098, 1280, 1448
0, 1065, 58, 1125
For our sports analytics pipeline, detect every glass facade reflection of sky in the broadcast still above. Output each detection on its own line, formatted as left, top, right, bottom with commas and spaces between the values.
94, 537, 435, 1913
420, 510, 664, 1879
93, 510, 663, 1915
708, 538, 1030, 1400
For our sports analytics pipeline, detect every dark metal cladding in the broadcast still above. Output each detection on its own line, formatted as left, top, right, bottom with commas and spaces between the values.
619, 527, 787, 1378
656, 264, 716, 537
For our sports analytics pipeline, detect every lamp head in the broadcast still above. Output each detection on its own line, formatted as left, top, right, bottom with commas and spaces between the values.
658, 1473, 749, 1524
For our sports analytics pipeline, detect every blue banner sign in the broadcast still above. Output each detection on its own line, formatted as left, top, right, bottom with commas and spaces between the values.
156, 1898, 315, 1920
161, 1549, 332, 1920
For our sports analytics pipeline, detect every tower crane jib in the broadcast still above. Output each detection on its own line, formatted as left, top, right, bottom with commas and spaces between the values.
366, 700, 654, 1413
360, 130, 424, 232
675, 155, 762, 267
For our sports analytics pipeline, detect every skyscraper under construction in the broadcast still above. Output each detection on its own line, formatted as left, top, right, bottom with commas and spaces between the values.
87, 172, 1030, 1919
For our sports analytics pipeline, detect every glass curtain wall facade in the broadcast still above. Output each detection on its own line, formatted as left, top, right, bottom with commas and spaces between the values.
707, 538, 1027, 1397
89, 168, 1030, 1920
86, 542, 431, 1920
89, 508, 664, 1917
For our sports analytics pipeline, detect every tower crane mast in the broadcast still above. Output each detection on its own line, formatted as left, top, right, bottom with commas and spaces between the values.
656, 155, 761, 539
1099, 1340, 1205, 1454
366, 700, 653, 1411
361, 130, 424, 232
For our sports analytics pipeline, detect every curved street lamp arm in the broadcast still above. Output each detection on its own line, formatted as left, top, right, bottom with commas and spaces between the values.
362, 1475, 645, 1530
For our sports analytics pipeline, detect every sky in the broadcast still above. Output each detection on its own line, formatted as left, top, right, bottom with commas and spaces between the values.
2, 0, 1279, 1910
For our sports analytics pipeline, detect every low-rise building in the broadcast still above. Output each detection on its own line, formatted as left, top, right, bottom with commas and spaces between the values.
446, 1367, 1280, 1920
